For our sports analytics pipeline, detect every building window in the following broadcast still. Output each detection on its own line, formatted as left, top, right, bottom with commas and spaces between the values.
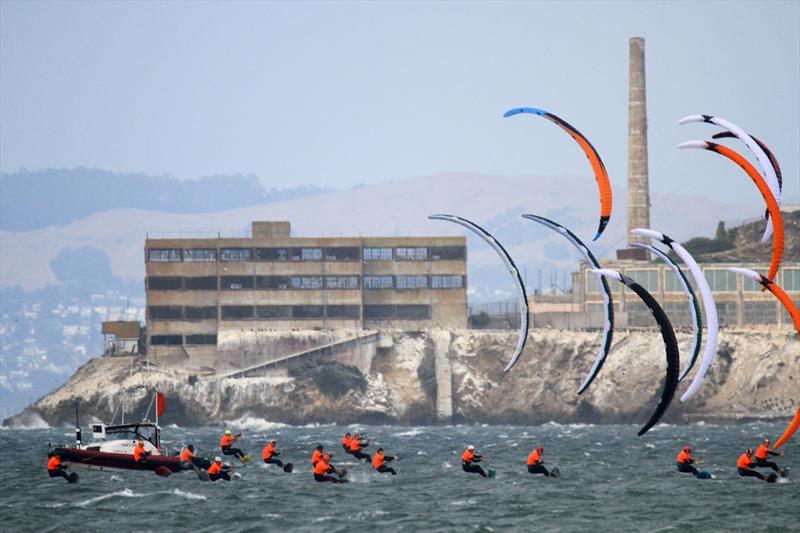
627, 301, 652, 328
150, 335, 182, 345
292, 305, 324, 318
326, 305, 360, 319
221, 306, 254, 319
184, 306, 217, 320
256, 305, 291, 319
185, 334, 217, 345
325, 276, 359, 289
220, 276, 255, 290
704, 269, 737, 292
364, 276, 393, 289
185, 276, 217, 290
397, 305, 431, 319
148, 277, 183, 291
626, 269, 659, 292
715, 301, 738, 326
430, 246, 466, 260
364, 305, 396, 319
586, 273, 602, 294
784, 268, 800, 291
396, 247, 428, 261
148, 248, 182, 262
396, 275, 428, 289
663, 270, 693, 293
744, 301, 776, 325
291, 276, 323, 289
148, 306, 183, 320
220, 248, 251, 262
431, 275, 464, 289
254, 248, 289, 261
290, 248, 322, 261
743, 274, 761, 292
363, 247, 392, 261
663, 302, 694, 328
184, 248, 217, 262
256, 276, 290, 290
324, 247, 360, 261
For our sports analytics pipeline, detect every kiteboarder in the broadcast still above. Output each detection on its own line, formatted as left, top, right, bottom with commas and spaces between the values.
313, 454, 342, 483
754, 438, 785, 476
133, 440, 150, 463
461, 445, 488, 478
527, 446, 550, 477
207, 457, 232, 482
372, 448, 398, 475
262, 440, 284, 468
311, 445, 325, 467
47, 452, 70, 482
342, 432, 353, 454
349, 432, 371, 463
179, 444, 195, 466
676, 445, 700, 476
220, 429, 249, 462
737, 449, 766, 481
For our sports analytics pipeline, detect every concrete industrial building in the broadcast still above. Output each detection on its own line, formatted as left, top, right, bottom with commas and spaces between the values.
145, 221, 467, 364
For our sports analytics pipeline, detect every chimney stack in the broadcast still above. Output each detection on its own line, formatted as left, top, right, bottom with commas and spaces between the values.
617, 37, 651, 261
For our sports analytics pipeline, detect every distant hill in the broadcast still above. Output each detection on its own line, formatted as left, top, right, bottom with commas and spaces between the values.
0, 172, 763, 296
0, 168, 330, 231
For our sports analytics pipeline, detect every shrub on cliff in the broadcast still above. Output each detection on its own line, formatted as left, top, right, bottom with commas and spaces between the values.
289, 360, 367, 398
469, 311, 491, 329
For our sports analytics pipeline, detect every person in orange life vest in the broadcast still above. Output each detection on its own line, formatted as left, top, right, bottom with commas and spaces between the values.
349, 432, 371, 463
527, 446, 550, 476
753, 438, 785, 475
311, 445, 325, 467
133, 440, 150, 463
313, 454, 341, 483
179, 444, 195, 468
737, 448, 766, 481
47, 452, 70, 481
262, 440, 284, 468
372, 448, 398, 475
342, 432, 353, 454
676, 445, 699, 476
462, 445, 488, 478
207, 457, 232, 482
220, 429, 246, 461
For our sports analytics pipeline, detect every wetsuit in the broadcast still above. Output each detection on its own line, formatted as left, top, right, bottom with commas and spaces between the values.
311, 450, 323, 467
754, 444, 782, 473
349, 438, 371, 463
313, 459, 340, 483
208, 462, 231, 481
527, 450, 550, 476
342, 435, 353, 454
462, 449, 488, 477
220, 434, 245, 460
372, 452, 397, 475
262, 444, 284, 467
676, 450, 699, 476
737, 453, 765, 480
47, 456, 70, 481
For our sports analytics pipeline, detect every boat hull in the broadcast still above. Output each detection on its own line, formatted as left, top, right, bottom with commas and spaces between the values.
55, 447, 186, 474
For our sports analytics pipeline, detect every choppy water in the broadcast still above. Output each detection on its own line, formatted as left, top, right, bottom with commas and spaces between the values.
1, 422, 797, 532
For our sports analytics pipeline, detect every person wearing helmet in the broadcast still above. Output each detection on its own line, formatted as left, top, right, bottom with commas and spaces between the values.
527, 446, 550, 476
676, 445, 699, 476
207, 457, 231, 482
133, 440, 150, 463
313, 453, 343, 483
753, 438, 785, 476
220, 429, 249, 462
737, 448, 766, 481
461, 445, 488, 478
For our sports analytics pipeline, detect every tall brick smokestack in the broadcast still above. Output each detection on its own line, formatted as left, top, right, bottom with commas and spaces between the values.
627, 37, 650, 247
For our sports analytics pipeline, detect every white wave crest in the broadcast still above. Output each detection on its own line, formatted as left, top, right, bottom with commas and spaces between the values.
4, 412, 50, 429
169, 488, 206, 500
223, 415, 287, 432
393, 429, 424, 437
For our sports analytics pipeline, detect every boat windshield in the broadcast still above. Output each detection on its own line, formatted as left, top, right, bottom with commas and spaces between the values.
105, 424, 159, 446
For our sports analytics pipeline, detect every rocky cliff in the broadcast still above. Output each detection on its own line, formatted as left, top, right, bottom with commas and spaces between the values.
4, 328, 797, 428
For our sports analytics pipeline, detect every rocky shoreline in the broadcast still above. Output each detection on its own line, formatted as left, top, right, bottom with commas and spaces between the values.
4, 328, 797, 428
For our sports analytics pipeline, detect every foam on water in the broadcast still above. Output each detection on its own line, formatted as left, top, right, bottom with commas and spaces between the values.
224, 415, 287, 431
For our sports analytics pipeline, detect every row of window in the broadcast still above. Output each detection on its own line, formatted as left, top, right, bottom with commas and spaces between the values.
150, 334, 217, 346
147, 275, 465, 291
587, 268, 800, 294
148, 304, 432, 322
148, 246, 465, 263
587, 300, 796, 327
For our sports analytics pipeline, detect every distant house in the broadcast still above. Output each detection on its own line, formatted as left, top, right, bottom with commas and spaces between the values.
102, 321, 141, 355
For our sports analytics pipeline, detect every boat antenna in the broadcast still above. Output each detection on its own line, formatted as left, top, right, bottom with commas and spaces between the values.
74, 401, 82, 446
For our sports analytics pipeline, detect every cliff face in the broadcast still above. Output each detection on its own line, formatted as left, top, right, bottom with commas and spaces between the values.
4, 328, 797, 428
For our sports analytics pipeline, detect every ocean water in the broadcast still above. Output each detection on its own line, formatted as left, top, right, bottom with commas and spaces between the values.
1, 422, 797, 532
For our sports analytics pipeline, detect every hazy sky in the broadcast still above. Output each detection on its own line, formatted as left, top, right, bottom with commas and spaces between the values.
2, 1, 798, 206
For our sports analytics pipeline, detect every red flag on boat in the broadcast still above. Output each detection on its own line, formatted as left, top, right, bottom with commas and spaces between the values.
156, 392, 165, 417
